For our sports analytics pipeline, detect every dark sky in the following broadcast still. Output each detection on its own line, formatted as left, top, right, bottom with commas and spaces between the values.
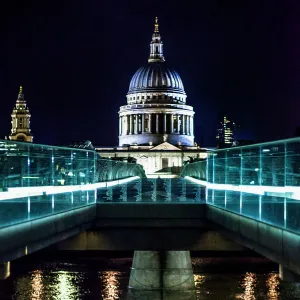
0, 0, 298, 147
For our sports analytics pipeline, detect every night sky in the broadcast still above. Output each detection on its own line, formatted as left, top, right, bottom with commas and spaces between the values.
0, 0, 298, 147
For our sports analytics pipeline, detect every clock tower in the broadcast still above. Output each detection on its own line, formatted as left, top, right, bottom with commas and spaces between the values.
9, 86, 33, 142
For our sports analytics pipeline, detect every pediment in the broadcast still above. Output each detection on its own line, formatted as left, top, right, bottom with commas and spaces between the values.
150, 142, 181, 151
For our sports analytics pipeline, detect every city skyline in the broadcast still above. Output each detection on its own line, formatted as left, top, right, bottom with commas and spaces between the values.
0, 0, 297, 146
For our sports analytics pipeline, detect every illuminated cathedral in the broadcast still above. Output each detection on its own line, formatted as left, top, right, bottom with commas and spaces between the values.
97, 18, 207, 177
119, 17, 195, 147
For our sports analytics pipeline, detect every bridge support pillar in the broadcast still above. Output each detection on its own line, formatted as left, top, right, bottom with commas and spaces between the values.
0, 262, 10, 280
279, 265, 300, 282
127, 251, 196, 300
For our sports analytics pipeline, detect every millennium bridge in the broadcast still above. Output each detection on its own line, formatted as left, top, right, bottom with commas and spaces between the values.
0, 137, 300, 298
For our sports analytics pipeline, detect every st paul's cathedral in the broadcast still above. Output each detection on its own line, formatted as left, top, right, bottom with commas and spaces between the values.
96, 18, 207, 177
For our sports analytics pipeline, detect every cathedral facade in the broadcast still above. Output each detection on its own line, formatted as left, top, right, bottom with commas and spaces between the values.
96, 19, 207, 177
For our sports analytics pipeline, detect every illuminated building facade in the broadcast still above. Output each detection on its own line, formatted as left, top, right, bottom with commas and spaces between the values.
9, 86, 33, 142
97, 19, 207, 177
216, 116, 235, 148
118, 17, 195, 147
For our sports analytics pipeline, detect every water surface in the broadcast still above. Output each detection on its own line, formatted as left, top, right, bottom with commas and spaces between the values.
1, 254, 300, 299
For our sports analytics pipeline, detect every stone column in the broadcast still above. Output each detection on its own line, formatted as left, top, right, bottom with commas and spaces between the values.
187, 116, 190, 135
142, 114, 145, 133
156, 114, 159, 133
148, 114, 152, 133
178, 115, 181, 134
128, 251, 160, 290
122, 116, 125, 135
127, 251, 196, 300
138, 115, 141, 133
134, 115, 138, 134
182, 115, 186, 135
129, 115, 133, 134
170, 114, 174, 134
279, 265, 300, 282
0, 262, 10, 280
190, 117, 194, 136
119, 116, 122, 136
164, 113, 167, 133
126, 115, 130, 135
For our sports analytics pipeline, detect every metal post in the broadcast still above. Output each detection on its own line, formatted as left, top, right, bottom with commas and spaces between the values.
225, 151, 228, 209
284, 142, 287, 228
27, 196, 30, 219
212, 152, 215, 205
259, 146, 262, 220
240, 148, 243, 214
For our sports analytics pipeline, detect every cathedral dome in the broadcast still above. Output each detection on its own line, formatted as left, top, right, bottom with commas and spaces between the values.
128, 62, 185, 94
119, 18, 195, 147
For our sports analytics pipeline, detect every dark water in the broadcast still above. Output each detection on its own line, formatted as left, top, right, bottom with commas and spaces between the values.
1, 254, 300, 299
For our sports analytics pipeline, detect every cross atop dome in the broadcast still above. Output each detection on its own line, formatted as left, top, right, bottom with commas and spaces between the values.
17, 85, 25, 101
149, 17, 165, 63
154, 16, 159, 33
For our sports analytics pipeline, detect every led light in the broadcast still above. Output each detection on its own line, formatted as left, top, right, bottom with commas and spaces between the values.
0, 176, 140, 201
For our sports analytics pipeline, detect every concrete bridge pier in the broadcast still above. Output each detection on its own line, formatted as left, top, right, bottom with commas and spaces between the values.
0, 261, 10, 280
279, 265, 300, 282
127, 251, 196, 300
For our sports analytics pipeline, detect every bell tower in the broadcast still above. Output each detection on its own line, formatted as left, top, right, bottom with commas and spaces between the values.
9, 86, 33, 142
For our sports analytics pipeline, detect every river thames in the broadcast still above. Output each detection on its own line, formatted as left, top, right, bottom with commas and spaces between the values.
1, 252, 300, 299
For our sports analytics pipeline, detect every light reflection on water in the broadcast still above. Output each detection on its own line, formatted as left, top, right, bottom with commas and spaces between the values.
237, 272, 257, 300
31, 270, 43, 300
100, 271, 121, 300
53, 271, 81, 300
6, 257, 300, 300
267, 273, 280, 300
13, 269, 85, 300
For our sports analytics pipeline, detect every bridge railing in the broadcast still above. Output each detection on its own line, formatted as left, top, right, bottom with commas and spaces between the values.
0, 139, 145, 228
181, 137, 300, 233
0, 139, 97, 189
181, 160, 207, 181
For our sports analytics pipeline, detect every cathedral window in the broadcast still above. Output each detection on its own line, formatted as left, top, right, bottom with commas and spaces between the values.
147, 96, 150, 99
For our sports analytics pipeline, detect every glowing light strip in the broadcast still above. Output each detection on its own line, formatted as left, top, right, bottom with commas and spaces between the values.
0, 176, 140, 201
184, 176, 300, 200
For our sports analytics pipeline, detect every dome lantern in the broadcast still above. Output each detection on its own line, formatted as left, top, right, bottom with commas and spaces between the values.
148, 17, 165, 63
